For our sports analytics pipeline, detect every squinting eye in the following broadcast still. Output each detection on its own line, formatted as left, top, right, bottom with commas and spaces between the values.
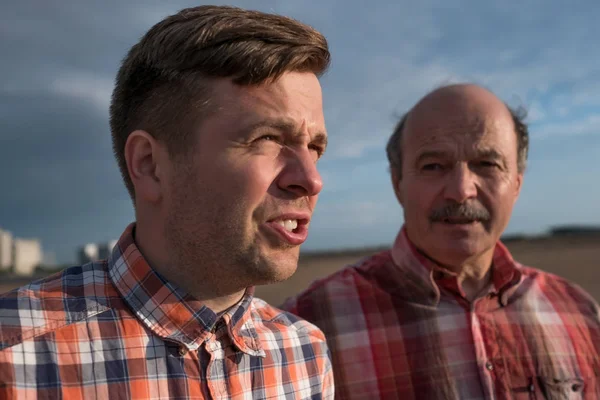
422, 163, 444, 171
309, 144, 325, 157
258, 135, 279, 142
478, 161, 498, 168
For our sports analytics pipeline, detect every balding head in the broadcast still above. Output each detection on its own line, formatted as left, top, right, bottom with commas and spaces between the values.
386, 84, 529, 179
409, 84, 511, 129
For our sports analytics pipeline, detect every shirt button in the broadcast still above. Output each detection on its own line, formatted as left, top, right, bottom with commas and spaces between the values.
433, 270, 445, 280
485, 361, 494, 371
178, 346, 188, 356
528, 384, 535, 392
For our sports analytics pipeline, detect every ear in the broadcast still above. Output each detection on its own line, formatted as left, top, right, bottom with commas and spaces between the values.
124, 130, 168, 205
513, 172, 524, 203
391, 169, 404, 206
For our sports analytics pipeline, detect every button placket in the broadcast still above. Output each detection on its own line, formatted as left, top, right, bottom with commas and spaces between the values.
205, 336, 228, 400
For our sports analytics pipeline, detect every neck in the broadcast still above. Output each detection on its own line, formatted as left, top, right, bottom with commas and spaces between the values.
455, 257, 493, 301
134, 219, 246, 313
424, 246, 495, 302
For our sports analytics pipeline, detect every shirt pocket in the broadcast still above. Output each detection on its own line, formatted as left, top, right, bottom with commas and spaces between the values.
511, 376, 591, 400
537, 377, 587, 400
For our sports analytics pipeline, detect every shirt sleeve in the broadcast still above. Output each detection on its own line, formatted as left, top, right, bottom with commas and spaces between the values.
322, 346, 335, 400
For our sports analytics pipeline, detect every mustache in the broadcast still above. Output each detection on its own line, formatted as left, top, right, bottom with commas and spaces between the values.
429, 202, 491, 222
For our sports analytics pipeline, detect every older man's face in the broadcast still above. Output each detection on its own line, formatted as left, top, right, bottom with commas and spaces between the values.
394, 86, 523, 266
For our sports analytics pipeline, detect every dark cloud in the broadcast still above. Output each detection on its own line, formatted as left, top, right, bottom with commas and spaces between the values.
2, 0, 600, 264
0, 0, 329, 263
0, 90, 130, 263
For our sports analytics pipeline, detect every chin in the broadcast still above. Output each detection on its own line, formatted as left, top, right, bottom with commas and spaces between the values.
434, 239, 490, 263
252, 264, 298, 286
251, 248, 300, 285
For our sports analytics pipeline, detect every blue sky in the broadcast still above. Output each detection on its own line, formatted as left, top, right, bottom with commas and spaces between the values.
1, 0, 599, 264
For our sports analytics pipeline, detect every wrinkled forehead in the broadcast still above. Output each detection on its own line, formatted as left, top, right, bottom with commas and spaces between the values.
403, 91, 515, 150
210, 73, 326, 133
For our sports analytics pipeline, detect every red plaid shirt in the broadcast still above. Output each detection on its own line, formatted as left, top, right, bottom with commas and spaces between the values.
0, 224, 333, 399
283, 228, 600, 399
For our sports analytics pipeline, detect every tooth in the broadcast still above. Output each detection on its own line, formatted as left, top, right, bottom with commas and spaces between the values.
283, 220, 293, 231
277, 221, 285, 228
283, 219, 298, 232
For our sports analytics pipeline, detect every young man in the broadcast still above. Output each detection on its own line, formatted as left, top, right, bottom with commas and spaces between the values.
283, 84, 600, 399
0, 6, 333, 399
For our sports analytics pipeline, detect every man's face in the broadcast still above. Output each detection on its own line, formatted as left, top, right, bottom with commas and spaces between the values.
163, 72, 326, 287
395, 88, 523, 266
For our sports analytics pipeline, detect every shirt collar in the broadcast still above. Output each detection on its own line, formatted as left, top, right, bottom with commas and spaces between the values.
390, 226, 523, 306
107, 223, 264, 356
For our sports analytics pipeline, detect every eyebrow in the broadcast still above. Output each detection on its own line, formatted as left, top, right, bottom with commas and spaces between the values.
247, 118, 328, 148
475, 148, 505, 161
415, 148, 505, 165
476, 148, 508, 169
415, 150, 451, 166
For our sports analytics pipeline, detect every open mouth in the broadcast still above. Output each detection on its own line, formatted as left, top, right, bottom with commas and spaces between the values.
275, 219, 300, 233
264, 217, 310, 245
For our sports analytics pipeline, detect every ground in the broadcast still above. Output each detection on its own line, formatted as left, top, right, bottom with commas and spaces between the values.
1, 235, 598, 307
255, 235, 600, 306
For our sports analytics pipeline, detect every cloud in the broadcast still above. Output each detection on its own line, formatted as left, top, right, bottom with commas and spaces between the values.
2, 0, 600, 263
315, 1, 600, 160
533, 114, 600, 139
49, 72, 114, 115
306, 196, 403, 250
525, 102, 547, 124
323, 60, 466, 160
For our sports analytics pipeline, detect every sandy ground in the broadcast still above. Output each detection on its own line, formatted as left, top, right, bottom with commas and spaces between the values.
1, 236, 598, 307
255, 235, 600, 306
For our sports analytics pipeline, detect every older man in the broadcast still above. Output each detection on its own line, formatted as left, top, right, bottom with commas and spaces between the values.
283, 84, 600, 399
0, 6, 333, 399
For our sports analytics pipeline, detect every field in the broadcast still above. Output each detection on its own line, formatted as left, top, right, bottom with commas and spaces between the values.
1, 235, 598, 307
256, 234, 600, 306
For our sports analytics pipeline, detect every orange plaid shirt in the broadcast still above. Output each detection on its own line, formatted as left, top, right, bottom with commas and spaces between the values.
0, 224, 334, 399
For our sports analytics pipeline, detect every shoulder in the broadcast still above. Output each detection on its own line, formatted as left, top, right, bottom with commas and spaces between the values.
249, 298, 334, 392
518, 263, 600, 317
250, 297, 330, 344
280, 250, 393, 315
0, 262, 121, 351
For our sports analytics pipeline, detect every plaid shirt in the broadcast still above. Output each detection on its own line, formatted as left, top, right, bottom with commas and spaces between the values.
283, 227, 600, 400
0, 224, 333, 399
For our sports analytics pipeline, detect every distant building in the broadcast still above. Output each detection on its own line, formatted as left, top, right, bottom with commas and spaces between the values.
0, 226, 43, 276
550, 225, 600, 236
78, 240, 117, 264
13, 238, 42, 276
78, 243, 99, 264
0, 228, 12, 271
98, 240, 118, 260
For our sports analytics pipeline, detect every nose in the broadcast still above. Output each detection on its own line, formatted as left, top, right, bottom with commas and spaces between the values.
444, 163, 478, 203
277, 148, 323, 198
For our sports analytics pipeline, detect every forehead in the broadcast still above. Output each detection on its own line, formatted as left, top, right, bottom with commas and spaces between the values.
207, 72, 326, 134
402, 90, 517, 156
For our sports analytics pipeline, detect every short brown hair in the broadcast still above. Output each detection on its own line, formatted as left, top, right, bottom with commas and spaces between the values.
109, 5, 330, 199
386, 104, 529, 177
